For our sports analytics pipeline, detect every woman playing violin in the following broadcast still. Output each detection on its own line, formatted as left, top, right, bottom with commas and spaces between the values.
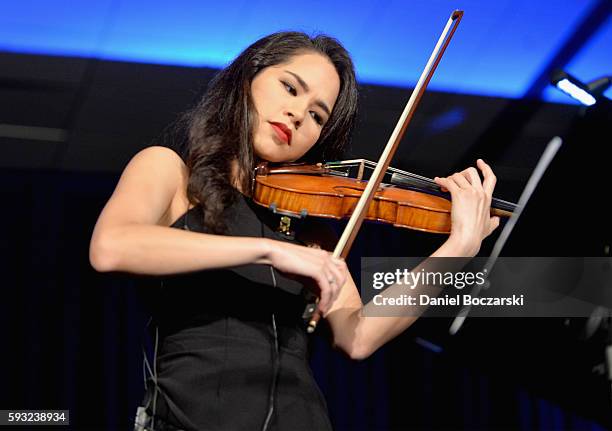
89, 31, 500, 431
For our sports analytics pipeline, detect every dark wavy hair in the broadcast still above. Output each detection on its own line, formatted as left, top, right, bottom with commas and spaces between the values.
168, 31, 359, 233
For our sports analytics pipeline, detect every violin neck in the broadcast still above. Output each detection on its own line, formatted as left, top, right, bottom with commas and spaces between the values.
325, 159, 517, 214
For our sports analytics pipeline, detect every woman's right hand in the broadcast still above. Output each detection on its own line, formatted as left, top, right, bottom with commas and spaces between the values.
263, 239, 349, 314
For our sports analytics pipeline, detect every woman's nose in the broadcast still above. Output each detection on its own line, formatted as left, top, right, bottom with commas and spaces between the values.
287, 112, 302, 129
285, 102, 306, 128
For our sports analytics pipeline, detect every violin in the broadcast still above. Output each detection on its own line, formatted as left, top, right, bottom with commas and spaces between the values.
253, 159, 515, 235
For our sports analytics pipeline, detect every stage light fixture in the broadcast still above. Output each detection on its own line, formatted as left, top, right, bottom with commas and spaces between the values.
551, 70, 611, 106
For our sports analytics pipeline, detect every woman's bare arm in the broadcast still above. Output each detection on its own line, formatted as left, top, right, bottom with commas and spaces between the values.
89, 146, 270, 275
323, 237, 472, 360
323, 159, 500, 360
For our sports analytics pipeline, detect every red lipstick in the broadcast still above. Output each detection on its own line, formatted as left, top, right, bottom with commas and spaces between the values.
270, 122, 292, 145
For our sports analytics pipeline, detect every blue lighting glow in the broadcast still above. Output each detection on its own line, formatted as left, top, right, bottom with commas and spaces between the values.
425, 108, 467, 134
0, 0, 609, 105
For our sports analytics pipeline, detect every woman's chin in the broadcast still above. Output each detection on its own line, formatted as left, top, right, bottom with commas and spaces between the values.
255, 150, 288, 163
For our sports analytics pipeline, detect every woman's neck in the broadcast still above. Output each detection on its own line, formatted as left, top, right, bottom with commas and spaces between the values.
231, 157, 267, 196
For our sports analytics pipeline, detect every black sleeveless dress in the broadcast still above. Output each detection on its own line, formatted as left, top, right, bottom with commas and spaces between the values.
140, 193, 333, 431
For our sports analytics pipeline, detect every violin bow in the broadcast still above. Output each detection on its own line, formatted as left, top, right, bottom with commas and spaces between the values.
305, 10, 464, 333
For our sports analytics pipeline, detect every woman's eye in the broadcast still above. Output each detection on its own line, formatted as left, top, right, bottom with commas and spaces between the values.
281, 80, 323, 126
310, 111, 323, 126
282, 82, 297, 95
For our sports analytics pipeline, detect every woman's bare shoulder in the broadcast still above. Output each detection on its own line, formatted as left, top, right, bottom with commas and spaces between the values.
137, 146, 190, 199
94, 146, 191, 229
140, 146, 192, 226
137, 145, 185, 166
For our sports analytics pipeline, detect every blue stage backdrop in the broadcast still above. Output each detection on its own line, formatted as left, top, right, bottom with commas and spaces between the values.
1, 0, 611, 104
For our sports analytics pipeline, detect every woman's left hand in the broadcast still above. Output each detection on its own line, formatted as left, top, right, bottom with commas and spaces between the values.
433, 159, 500, 256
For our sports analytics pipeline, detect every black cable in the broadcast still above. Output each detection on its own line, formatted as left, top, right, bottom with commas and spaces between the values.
151, 324, 159, 430
137, 317, 156, 431
261, 220, 281, 431
139, 281, 185, 431
262, 312, 280, 431
138, 296, 161, 431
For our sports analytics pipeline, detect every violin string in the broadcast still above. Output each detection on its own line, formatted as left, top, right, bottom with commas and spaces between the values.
327, 159, 437, 184
376, 161, 517, 208
324, 159, 517, 210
